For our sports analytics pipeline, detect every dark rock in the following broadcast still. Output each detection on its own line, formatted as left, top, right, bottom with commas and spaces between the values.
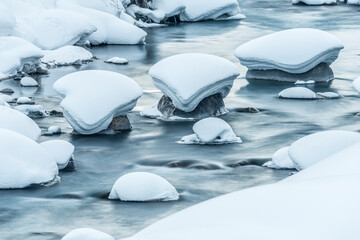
61, 157, 76, 171
0, 88, 14, 94
109, 115, 132, 132
246, 63, 334, 82
236, 107, 260, 113
157, 93, 227, 119
43, 132, 54, 136
49, 110, 63, 117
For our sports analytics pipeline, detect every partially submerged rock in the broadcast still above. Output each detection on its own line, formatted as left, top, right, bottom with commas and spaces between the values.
41, 46, 93, 67
109, 172, 179, 202
292, 0, 337, 5
179, 117, 241, 145
278, 87, 317, 99
105, 57, 129, 65
14, 104, 49, 118
16, 96, 34, 105
20, 76, 38, 87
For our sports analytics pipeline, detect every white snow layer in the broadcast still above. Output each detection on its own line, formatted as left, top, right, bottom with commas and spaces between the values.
105, 57, 129, 64
263, 146, 296, 169
0, 128, 58, 189
234, 28, 344, 74
109, 172, 179, 202
149, 53, 240, 112
292, 0, 337, 5
40, 140, 74, 170
179, 117, 241, 144
288, 130, 360, 170
278, 87, 317, 99
0, 36, 43, 78
0, 106, 41, 140
53, 70, 142, 135
62, 228, 115, 240
42, 46, 93, 67
20, 77, 38, 87
353, 76, 360, 93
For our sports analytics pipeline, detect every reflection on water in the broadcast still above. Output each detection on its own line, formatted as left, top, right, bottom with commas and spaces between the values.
1, 1, 360, 239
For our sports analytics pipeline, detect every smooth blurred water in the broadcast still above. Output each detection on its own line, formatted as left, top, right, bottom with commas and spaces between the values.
1, 1, 360, 239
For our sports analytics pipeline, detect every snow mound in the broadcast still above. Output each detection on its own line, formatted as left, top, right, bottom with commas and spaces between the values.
62, 228, 114, 240
17, 97, 34, 104
0, 94, 13, 102
263, 146, 295, 169
40, 140, 74, 170
0, 36, 43, 78
109, 172, 179, 202
15, 104, 49, 118
179, 117, 241, 144
53, 70, 142, 135
105, 57, 129, 65
292, 0, 337, 5
278, 87, 317, 99
20, 77, 38, 87
0, 105, 41, 140
180, 0, 245, 22
353, 76, 360, 93
42, 46, 93, 67
0, 2, 16, 36
149, 53, 239, 112
288, 130, 360, 170
48, 126, 61, 134
0, 128, 58, 189
235, 28, 344, 74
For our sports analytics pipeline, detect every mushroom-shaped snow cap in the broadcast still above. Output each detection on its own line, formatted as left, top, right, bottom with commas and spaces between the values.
53, 70, 143, 134
235, 28, 344, 74
0, 128, 58, 189
149, 53, 240, 112
109, 172, 179, 202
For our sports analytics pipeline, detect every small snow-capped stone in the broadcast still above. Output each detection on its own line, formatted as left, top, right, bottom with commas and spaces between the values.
40, 140, 74, 170
263, 146, 296, 169
20, 77, 38, 87
109, 172, 179, 202
42, 46, 93, 67
295, 80, 315, 85
61, 228, 114, 240
0, 94, 13, 102
48, 126, 61, 134
105, 57, 129, 65
316, 92, 341, 99
16, 96, 34, 105
278, 87, 317, 99
14, 105, 49, 118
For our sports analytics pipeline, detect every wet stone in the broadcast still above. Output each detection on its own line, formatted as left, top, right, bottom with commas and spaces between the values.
0, 88, 14, 94
109, 115, 132, 132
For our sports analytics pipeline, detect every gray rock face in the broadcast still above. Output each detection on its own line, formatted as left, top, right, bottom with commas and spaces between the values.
109, 115, 132, 132
0, 88, 14, 94
157, 93, 227, 119
246, 63, 334, 82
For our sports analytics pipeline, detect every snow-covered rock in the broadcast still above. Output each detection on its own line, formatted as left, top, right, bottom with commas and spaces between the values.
16, 97, 34, 105
292, 0, 337, 5
20, 77, 38, 87
348, 0, 360, 4
295, 80, 315, 85
278, 87, 317, 99
149, 53, 239, 112
0, 94, 13, 103
62, 228, 114, 240
180, 0, 245, 22
109, 172, 179, 202
53, 70, 142, 135
47, 125, 62, 134
42, 46, 93, 67
105, 57, 128, 65
0, 128, 58, 189
0, 105, 41, 140
179, 117, 241, 144
40, 140, 74, 170
14, 105, 49, 118
353, 76, 360, 93
316, 92, 341, 99
0, 2, 16, 36
235, 28, 344, 74
0, 36, 43, 79
263, 146, 296, 169
149, 0, 186, 19
127, 4, 165, 23
288, 130, 360, 170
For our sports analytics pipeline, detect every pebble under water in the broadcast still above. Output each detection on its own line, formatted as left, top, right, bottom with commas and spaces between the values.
1, 1, 360, 239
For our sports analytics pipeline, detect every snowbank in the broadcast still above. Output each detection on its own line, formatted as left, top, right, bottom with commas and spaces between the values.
0, 106, 41, 140
149, 53, 239, 112
179, 117, 241, 144
109, 172, 179, 201
62, 228, 114, 240
40, 140, 74, 170
42, 46, 93, 67
235, 28, 344, 74
0, 128, 58, 189
0, 36, 43, 78
278, 87, 317, 99
54, 70, 142, 135
263, 146, 295, 169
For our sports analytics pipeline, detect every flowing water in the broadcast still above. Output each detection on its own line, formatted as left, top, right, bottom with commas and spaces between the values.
1, 1, 360, 239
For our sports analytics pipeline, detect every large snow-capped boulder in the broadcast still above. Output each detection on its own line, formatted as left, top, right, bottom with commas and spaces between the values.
263, 146, 296, 169
353, 76, 360, 93
0, 36, 43, 78
40, 140, 75, 170
57, 1, 147, 45
179, 117, 241, 144
0, 128, 59, 189
278, 87, 317, 99
42, 46, 93, 67
109, 172, 179, 202
180, 0, 245, 22
0, 106, 41, 140
288, 130, 360, 170
149, 53, 240, 114
62, 228, 114, 240
234, 28, 344, 74
53, 70, 142, 135
292, 0, 337, 5
0, 2, 16, 36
